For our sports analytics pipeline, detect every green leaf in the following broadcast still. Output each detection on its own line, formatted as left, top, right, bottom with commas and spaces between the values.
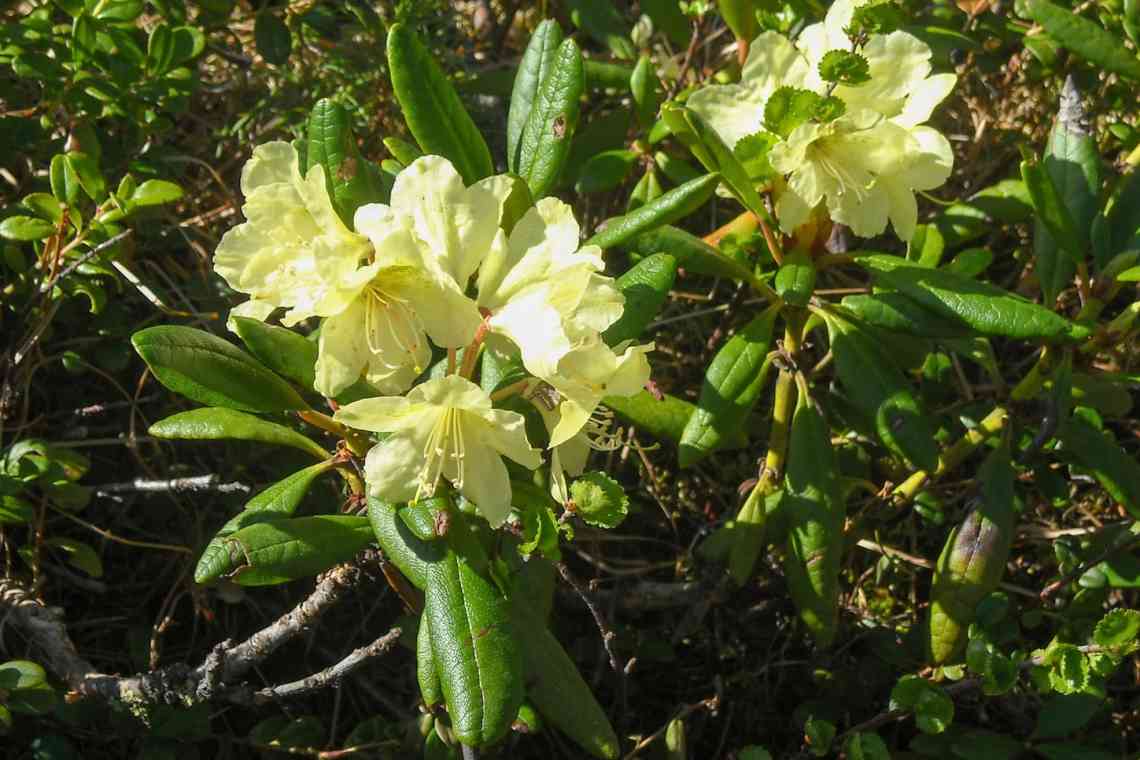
628, 225, 760, 284
509, 596, 619, 759
194, 460, 336, 584
680, 306, 778, 467
825, 311, 940, 471
424, 538, 523, 746
857, 254, 1089, 341
569, 471, 629, 528
367, 498, 432, 589
1046, 643, 1090, 694
0, 495, 34, 525
564, 0, 635, 59
21, 193, 63, 225
305, 99, 389, 224
908, 224, 945, 267
818, 49, 871, 85
719, 0, 757, 41
417, 616, 443, 708
929, 443, 1015, 664
254, 10, 291, 66
733, 131, 779, 181
784, 397, 845, 648
575, 150, 639, 194
1022, 155, 1083, 263
65, 152, 105, 202
0, 216, 55, 241
630, 55, 660, 127
840, 293, 973, 339
1104, 171, 1140, 263
0, 660, 57, 715
130, 179, 183, 207
508, 20, 564, 174
586, 172, 720, 250
845, 732, 890, 760
222, 515, 373, 586
626, 167, 663, 211
382, 136, 421, 166
132, 326, 308, 412
230, 316, 317, 390
45, 537, 102, 578
149, 408, 327, 459
1058, 416, 1140, 518
517, 38, 585, 199
1032, 694, 1103, 740
387, 23, 494, 185
1093, 608, 1140, 648
1034, 743, 1117, 760
804, 715, 836, 757
1025, 0, 1140, 81
511, 481, 562, 558
774, 249, 816, 307
660, 103, 771, 222
50, 154, 80, 204
763, 87, 844, 137
1035, 76, 1102, 292
603, 253, 677, 346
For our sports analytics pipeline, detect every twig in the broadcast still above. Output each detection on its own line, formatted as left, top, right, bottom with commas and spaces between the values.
555, 561, 625, 679
1039, 532, 1140, 601
95, 474, 251, 495
250, 627, 401, 704
622, 695, 719, 759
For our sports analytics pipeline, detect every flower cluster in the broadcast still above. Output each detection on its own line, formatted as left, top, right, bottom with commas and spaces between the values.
214, 146, 651, 525
687, 0, 956, 241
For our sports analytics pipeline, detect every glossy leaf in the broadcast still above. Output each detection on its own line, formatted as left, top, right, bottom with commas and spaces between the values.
230, 316, 317, 390
131, 179, 183, 207
774, 250, 816, 307
387, 23, 494, 184
840, 293, 973, 339
194, 461, 336, 584
424, 539, 523, 746
603, 253, 677, 345
517, 38, 585, 199
1022, 155, 1082, 263
417, 616, 443, 708
508, 20, 564, 174
585, 172, 720, 250
0, 216, 55, 241
783, 396, 845, 647
680, 306, 779, 467
132, 326, 308, 412
149, 407, 327, 458
1025, 0, 1140, 81
928, 442, 1015, 664
825, 311, 940, 471
629, 225, 759, 283
223, 515, 373, 586
509, 597, 620, 758
858, 254, 1089, 341
630, 55, 660, 127
367, 497, 432, 589
305, 99, 389, 224
603, 390, 738, 450
254, 10, 291, 66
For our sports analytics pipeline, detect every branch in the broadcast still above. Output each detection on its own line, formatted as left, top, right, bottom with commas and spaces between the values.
247, 627, 402, 704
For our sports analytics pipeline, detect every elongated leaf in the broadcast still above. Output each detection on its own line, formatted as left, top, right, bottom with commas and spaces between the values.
508, 20, 563, 173
1025, 0, 1140, 81
602, 390, 734, 449
425, 541, 523, 746
1022, 156, 1083, 263
254, 10, 291, 66
0, 216, 55, 241
857, 254, 1089, 341
1058, 417, 1140, 518
150, 408, 327, 459
603, 253, 677, 345
194, 461, 336, 584
929, 442, 1015, 663
565, 0, 635, 59
221, 515, 372, 586
840, 293, 973, 339
680, 306, 779, 467
630, 55, 660, 127
825, 311, 940, 471
517, 38, 585, 199
510, 597, 620, 759
387, 23, 494, 184
783, 396, 845, 647
774, 250, 816, 307
586, 172, 720, 249
1105, 171, 1140, 262
367, 497, 431, 589
305, 99, 388, 224
660, 103, 770, 222
575, 149, 639, 194
231, 316, 317, 390
132, 326, 309, 412
1035, 76, 1101, 291
417, 616, 443, 708
629, 225, 758, 282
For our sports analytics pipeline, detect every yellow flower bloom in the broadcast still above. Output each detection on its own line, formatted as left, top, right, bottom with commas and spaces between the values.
686, 0, 956, 240
335, 375, 543, 526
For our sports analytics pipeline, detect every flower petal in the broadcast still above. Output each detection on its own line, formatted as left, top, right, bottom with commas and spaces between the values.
335, 394, 421, 433
456, 433, 513, 526
315, 297, 369, 396
686, 83, 768, 151
478, 408, 543, 470
363, 430, 430, 504
408, 375, 492, 413
894, 73, 956, 128
384, 267, 483, 349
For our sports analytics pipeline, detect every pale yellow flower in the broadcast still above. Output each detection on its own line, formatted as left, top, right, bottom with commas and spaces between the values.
335, 375, 543, 526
